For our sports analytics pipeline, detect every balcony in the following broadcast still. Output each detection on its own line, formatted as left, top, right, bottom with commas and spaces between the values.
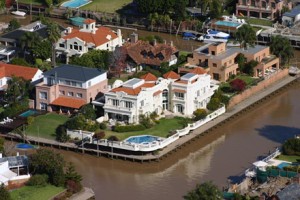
236, 4, 273, 12
103, 104, 135, 113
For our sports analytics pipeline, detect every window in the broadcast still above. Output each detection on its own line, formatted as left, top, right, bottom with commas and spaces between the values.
213, 63, 217, 67
88, 81, 91, 87
40, 103, 47, 110
59, 43, 64, 48
176, 104, 184, 113
65, 80, 71, 85
213, 73, 220, 80
112, 99, 119, 106
211, 51, 215, 55
68, 92, 74, 96
59, 90, 65, 95
175, 92, 184, 99
74, 42, 78, 50
70, 45, 73, 49
125, 101, 132, 108
39, 92, 47, 100
76, 93, 83, 98
71, 81, 77, 86
79, 46, 82, 51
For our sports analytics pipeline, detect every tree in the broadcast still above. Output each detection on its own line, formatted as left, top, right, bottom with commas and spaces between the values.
235, 24, 256, 49
10, 58, 31, 67
243, 60, 258, 76
193, 109, 207, 121
5, 76, 29, 104
209, 0, 223, 19
270, 35, 294, 66
282, 138, 300, 156
183, 181, 222, 200
6, 19, 20, 32
47, 22, 61, 66
235, 53, 246, 72
70, 50, 111, 69
29, 149, 65, 186
32, 40, 52, 60
56, 125, 69, 142
109, 46, 127, 77
0, 184, 11, 200
93, 131, 105, 140
20, 32, 42, 53
79, 104, 96, 120
230, 78, 246, 92
173, 0, 188, 20
65, 162, 82, 183
0, 137, 4, 153
207, 98, 221, 111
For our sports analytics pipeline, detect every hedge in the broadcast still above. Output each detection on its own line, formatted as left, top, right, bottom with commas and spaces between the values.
114, 124, 146, 132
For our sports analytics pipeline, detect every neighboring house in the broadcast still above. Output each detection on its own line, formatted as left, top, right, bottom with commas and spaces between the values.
277, 183, 300, 199
35, 64, 108, 112
282, 5, 300, 26
55, 19, 122, 63
103, 71, 218, 123
236, 0, 292, 20
0, 62, 43, 90
0, 154, 30, 186
188, 42, 279, 82
123, 33, 178, 70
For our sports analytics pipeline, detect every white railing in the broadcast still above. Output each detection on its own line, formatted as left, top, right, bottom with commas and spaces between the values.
67, 129, 94, 143
94, 105, 226, 152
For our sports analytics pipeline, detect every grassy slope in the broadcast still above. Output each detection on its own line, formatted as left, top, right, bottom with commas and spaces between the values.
81, 0, 132, 13
10, 185, 65, 200
25, 113, 69, 140
276, 155, 300, 163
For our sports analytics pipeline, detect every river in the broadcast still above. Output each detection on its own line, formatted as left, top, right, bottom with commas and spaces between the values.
1, 14, 300, 200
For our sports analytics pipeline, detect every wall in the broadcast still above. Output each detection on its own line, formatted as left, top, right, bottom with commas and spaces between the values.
227, 68, 289, 109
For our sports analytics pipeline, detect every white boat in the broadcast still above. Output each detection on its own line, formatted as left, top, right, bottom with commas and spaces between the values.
11, 10, 26, 17
198, 29, 230, 43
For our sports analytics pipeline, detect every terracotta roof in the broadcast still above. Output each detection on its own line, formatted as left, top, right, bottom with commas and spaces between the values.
0, 63, 39, 80
84, 19, 96, 24
124, 40, 178, 66
175, 80, 188, 84
163, 71, 180, 79
173, 89, 186, 93
140, 73, 157, 81
190, 67, 207, 75
110, 83, 155, 96
63, 26, 118, 47
51, 97, 86, 109
153, 90, 162, 96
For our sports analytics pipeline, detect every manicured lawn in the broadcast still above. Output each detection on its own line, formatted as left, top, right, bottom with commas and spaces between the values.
81, 0, 132, 13
108, 76, 129, 85
275, 154, 300, 163
10, 185, 65, 200
104, 117, 189, 140
235, 75, 257, 85
18, 0, 44, 6
239, 17, 273, 27
25, 113, 69, 140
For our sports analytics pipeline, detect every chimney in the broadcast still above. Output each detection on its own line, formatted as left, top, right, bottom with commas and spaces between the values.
170, 41, 173, 47
130, 32, 138, 43
66, 27, 72, 34
153, 39, 157, 46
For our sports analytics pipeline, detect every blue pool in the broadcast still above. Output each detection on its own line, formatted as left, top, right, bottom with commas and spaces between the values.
277, 162, 291, 169
125, 135, 160, 144
19, 110, 38, 117
215, 21, 241, 27
16, 143, 36, 150
61, 0, 91, 8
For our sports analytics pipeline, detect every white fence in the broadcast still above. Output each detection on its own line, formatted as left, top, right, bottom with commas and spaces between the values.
94, 105, 226, 152
67, 129, 94, 143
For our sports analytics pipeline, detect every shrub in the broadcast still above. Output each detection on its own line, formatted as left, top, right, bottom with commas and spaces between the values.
114, 124, 146, 132
207, 98, 221, 111
27, 116, 35, 125
99, 122, 107, 130
27, 174, 49, 187
150, 111, 158, 121
56, 125, 69, 142
282, 138, 300, 156
66, 180, 82, 194
107, 135, 119, 141
139, 114, 154, 128
230, 78, 246, 92
93, 131, 105, 140
193, 109, 207, 121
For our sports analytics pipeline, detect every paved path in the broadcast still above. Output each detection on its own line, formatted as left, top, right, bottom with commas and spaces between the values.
69, 187, 95, 200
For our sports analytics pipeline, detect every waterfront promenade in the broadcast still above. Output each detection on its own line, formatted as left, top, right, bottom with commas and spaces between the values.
1, 75, 298, 162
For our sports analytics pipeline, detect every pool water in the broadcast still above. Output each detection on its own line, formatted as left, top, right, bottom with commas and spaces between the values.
125, 135, 160, 144
61, 0, 91, 8
19, 110, 38, 117
16, 143, 36, 149
277, 162, 291, 169
215, 21, 241, 27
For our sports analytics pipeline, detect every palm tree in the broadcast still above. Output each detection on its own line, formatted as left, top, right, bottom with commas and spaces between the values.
235, 24, 256, 49
270, 35, 294, 66
19, 32, 41, 58
47, 22, 61, 67
183, 181, 222, 200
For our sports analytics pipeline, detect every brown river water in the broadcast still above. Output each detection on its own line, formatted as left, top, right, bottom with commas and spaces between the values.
1, 14, 300, 200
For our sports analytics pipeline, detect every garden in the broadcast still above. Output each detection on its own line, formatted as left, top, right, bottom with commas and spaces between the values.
81, 0, 132, 13
10, 185, 65, 200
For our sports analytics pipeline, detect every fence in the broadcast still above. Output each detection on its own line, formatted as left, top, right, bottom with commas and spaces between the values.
95, 105, 226, 152
67, 129, 94, 143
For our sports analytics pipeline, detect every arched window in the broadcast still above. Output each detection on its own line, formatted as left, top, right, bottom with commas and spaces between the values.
74, 42, 78, 50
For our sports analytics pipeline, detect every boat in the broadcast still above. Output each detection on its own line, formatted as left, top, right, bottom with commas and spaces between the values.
289, 66, 300, 76
11, 10, 26, 17
182, 31, 201, 40
198, 29, 230, 43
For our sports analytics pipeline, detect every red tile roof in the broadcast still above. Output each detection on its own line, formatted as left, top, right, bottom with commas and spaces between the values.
173, 89, 186, 93
0, 62, 39, 80
51, 97, 86, 109
110, 83, 155, 96
124, 40, 178, 66
190, 67, 207, 75
63, 26, 118, 47
84, 19, 96, 24
163, 71, 180, 79
140, 73, 157, 81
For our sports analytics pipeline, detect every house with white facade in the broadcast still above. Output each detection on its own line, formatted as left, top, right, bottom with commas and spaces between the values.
103, 70, 218, 124
55, 19, 122, 63
0, 62, 43, 90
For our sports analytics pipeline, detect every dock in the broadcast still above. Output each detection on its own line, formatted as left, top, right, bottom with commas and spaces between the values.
1, 75, 299, 163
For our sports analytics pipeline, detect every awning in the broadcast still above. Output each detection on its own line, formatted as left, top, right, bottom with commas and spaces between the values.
173, 89, 186, 93
51, 97, 86, 109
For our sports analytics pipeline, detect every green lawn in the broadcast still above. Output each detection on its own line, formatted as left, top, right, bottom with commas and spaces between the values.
81, 0, 132, 13
275, 154, 300, 163
18, 0, 44, 6
10, 185, 65, 200
108, 76, 129, 85
0, 107, 4, 114
25, 113, 69, 140
239, 17, 273, 27
235, 75, 257, 85
104, 117, 188, 140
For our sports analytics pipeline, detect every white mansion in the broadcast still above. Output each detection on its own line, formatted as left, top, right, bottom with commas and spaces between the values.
103, 70, 218, 124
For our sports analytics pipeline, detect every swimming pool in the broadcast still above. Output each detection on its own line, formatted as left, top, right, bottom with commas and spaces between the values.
125, 135, 160, 144
215, 21, 241, 27
16, 143, 36, 150
277, 162, 291, 169
19, 110, 38, 117
61, 0, 91, 8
